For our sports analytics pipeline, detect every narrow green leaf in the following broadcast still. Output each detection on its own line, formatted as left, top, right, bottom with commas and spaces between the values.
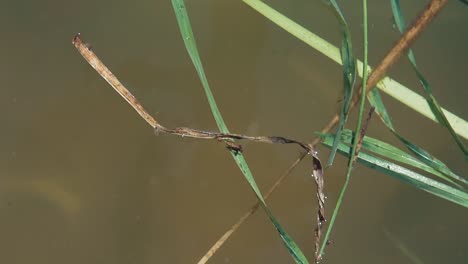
396, 135, 467, 184
231, 154, 308, 263
367, 89, 395, 130
319, 1, 368, 259
391, 0, 468, 158
171, 1, 308, 262
324, 0, 357, 167
318, 133, 468, 208
368, 87, 467, 185
171, 0, 228, 133
338, 130, 466, 188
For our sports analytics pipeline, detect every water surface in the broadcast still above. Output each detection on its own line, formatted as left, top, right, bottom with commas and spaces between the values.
1, 0, 467, 263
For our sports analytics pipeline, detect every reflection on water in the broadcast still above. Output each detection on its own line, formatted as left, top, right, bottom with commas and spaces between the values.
0, 0, 467, 263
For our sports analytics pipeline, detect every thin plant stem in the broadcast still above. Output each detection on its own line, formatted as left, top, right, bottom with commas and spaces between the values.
318, 0, 369, 259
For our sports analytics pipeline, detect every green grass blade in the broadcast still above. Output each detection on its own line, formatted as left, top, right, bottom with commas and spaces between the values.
338, 130, 465, 188
367, 89, 395, 130
171, 1, 308, 262
230, 153, 309, 263
323, 0, 357, 167
368, 85, 467, 185
396, 135, 467, 184
318, 133, 468, 208
391, 0, 468, 158
242, 0, 468, 141
171, 0, 228, 133
319, 0, 368, 257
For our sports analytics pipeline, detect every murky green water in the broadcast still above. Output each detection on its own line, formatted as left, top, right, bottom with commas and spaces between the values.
1, 0, 467, 263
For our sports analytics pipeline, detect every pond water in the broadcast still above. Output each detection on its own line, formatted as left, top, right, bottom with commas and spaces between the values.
1, 0, 466, 263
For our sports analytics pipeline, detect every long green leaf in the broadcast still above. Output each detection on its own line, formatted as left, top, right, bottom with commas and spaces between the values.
319, 0, 367, 258
171, 0, 228, 133
324, 0, 357, 167
338, 129, 465, 188
171, 1, 308, 263
368, 87, 467, 185
391, 0, 468, 158
367, 89, 395, 130
318, 132, 468, 208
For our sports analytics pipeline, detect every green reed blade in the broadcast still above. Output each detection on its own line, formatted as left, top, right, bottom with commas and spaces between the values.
319, 0, 368, 258
391, 0, 468, 159
339, 129, 466, 188
171, 1, 308, 263
368, 88, 467, 185
323, 0, 357, 167
171, 0, 228, 133
318, 132, 468, 208
367, 89, 395, 130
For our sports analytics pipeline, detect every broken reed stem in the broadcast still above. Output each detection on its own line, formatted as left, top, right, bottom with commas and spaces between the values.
72, 36, 160, 129
72, 34, 314, 153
